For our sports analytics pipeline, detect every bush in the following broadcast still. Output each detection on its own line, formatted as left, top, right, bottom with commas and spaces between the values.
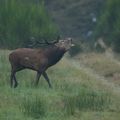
94, 0, 120, 52
95, 44, 105, 53
0, 0, 58, 49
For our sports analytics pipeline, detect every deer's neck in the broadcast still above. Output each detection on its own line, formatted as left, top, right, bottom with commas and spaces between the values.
45, 46, 66, 66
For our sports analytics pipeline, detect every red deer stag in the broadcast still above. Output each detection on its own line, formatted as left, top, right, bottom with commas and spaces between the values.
9, 37, 74, 88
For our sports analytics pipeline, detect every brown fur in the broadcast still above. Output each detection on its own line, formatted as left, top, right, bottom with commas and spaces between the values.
9, 38, 74, 88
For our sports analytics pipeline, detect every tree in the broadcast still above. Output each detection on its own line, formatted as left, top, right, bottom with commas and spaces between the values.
94, 0, 120, 52
0, 0, 58, 49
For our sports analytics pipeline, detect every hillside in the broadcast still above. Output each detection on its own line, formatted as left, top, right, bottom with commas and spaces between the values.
45, 0, 104, 40
0, 50, 120, 120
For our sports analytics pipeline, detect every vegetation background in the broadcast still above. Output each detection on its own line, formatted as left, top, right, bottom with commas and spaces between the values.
0, 0, 120, 120
0, 0, 58, 49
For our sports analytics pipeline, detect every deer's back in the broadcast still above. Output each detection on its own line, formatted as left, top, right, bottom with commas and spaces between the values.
9, 48, 47, 70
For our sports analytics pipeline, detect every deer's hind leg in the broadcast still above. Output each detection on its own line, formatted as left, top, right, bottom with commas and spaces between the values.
10, 71, 18, 88
13, 73, 18, 88
10, 71, 14, 88
10, 65, 24, 88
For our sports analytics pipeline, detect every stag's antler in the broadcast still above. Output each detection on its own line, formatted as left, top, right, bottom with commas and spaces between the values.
30, 35, 60, 46
44, 35, 60, 45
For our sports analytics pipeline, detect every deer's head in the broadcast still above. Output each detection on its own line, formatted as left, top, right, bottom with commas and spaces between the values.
55, 38, 74, 51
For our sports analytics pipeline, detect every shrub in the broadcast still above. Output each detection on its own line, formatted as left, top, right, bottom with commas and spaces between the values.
94, 0, 120, 52
95, 44, 105, 53
0, 0, 58, 49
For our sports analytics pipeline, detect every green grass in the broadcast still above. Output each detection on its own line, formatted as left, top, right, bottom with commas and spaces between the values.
20, 96, 46, 119
0, 50, 120, 120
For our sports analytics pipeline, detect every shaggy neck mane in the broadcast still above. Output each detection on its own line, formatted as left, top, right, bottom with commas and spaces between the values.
44, 45, 66, 66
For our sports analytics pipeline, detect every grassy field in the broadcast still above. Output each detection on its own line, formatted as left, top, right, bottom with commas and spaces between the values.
75, 52, 120, 86
0, 50, 120, 120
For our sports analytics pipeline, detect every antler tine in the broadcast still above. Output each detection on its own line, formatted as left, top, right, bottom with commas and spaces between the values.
53, 37, 59, 44
44, 35, 60, 45
36, 40, 46, 44
44, 39, 51, 45
50, 35, 60, 44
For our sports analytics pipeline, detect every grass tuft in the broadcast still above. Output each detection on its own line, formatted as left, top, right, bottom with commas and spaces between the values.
63, 87, 111, 116
20, 96, 46, 119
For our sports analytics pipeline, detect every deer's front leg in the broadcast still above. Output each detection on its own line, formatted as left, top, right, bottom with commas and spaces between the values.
42, 71, 52, 88
35, 71, 41, 86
